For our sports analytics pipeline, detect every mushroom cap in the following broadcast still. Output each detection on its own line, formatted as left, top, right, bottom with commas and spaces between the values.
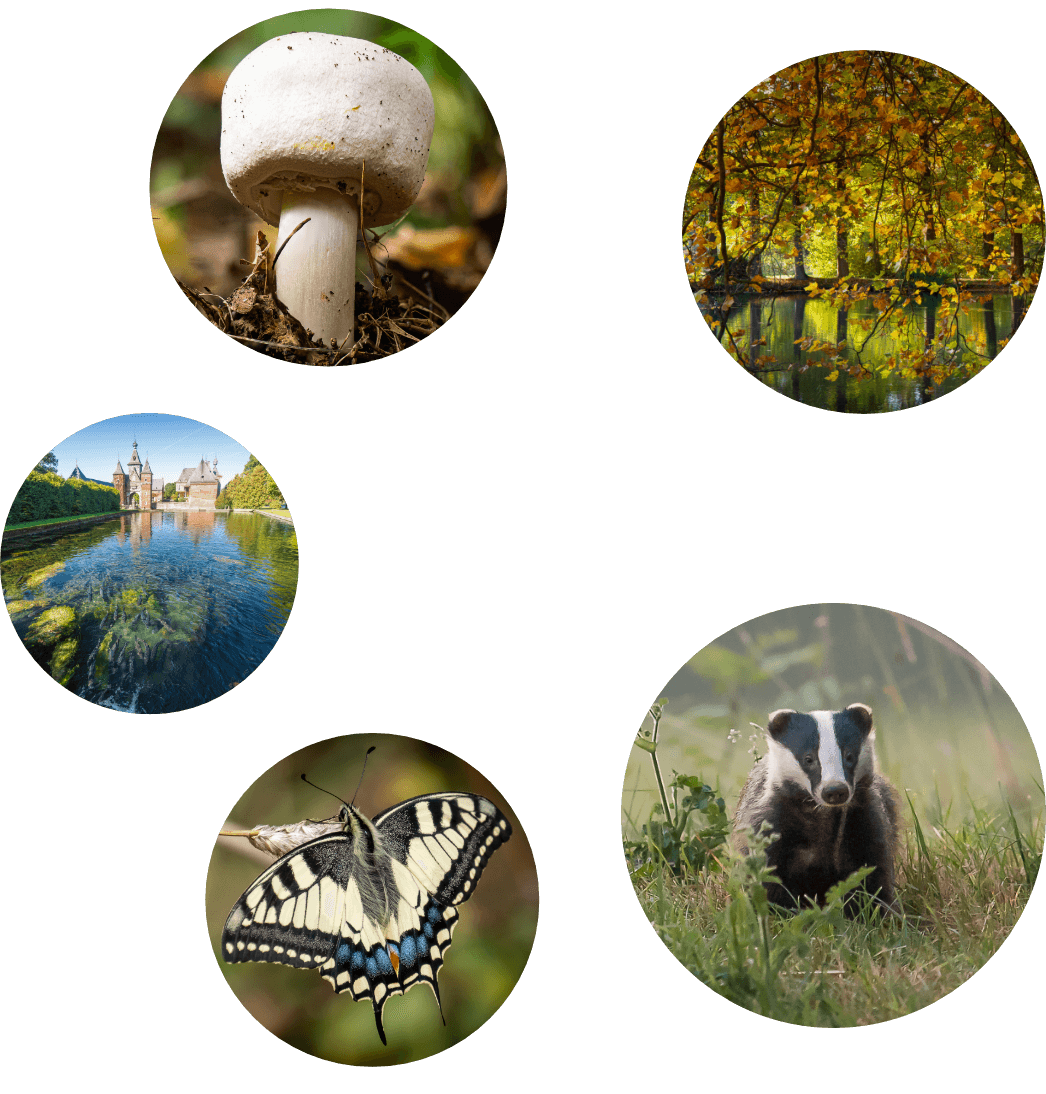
221, 33, 435, 228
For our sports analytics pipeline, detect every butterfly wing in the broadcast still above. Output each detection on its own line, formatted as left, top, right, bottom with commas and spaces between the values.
221, 831, 357, 976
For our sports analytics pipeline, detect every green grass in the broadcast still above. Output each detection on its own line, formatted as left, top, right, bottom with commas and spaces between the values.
4, 512, 120, 532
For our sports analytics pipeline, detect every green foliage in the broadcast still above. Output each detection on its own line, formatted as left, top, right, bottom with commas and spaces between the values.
35, 452, 58, 473
625, 773, 729, 877
6, 471, 120, 525
216, 455, 285, 510
163, 482, 177, 500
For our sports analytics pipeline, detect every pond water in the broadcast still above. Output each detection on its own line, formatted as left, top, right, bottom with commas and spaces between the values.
701, 292, 1019, 412
2, 510, 297, 713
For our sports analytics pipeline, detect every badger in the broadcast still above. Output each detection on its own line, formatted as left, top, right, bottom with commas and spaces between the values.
734, 703, 900, 914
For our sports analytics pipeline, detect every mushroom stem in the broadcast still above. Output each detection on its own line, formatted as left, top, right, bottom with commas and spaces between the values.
273, 188, 359, 349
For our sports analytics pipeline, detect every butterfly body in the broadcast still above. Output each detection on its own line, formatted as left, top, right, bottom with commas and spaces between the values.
222, 791, 511, 1044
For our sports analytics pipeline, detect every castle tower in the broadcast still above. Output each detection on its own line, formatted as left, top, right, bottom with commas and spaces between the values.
113, 458, 126, 506
141, 457, 154, 510
127, 440, 142, 477
127, 441, 143, 506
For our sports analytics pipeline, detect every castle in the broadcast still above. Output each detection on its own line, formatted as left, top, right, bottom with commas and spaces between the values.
175, 457, 222, 508
112, 440, 221, 510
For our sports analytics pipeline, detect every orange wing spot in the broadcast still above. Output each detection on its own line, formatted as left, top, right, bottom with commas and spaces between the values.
389, 949, 400, 974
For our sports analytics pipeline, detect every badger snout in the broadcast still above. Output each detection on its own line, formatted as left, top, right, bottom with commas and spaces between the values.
819, 781, 852, 806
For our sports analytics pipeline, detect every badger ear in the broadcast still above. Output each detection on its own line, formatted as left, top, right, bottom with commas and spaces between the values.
846, 702, 874, 734
768, 709, 796, 738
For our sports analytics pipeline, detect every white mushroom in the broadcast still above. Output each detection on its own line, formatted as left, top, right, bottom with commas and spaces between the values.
220, 33, 435, 349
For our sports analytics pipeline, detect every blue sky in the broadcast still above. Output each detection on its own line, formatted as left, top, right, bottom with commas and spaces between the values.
42, 414, 251, 488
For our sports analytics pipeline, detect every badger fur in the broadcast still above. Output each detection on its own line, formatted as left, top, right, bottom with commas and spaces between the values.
734, 703, 900, 914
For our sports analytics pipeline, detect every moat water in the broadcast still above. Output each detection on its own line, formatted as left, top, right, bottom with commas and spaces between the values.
2, 509, 297, 713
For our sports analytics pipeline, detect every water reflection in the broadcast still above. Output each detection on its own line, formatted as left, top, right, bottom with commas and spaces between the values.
3, 510, 297, 713
703, 292, 1016, 412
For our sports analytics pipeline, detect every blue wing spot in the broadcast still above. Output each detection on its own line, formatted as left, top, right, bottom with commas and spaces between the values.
351, 950, 365, 970
336, 942, 351, 964
427, 903, 442, 924
400, 935, 417, 967
366, 956, 379, 978
375, 948, 394, 975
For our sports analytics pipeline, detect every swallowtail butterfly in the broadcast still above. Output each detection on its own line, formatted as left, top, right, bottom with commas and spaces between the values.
221, 790, 512, 1044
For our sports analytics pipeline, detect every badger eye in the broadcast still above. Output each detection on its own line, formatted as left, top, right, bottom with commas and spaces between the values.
844, 752, 855, 763
803, 754, 815, 766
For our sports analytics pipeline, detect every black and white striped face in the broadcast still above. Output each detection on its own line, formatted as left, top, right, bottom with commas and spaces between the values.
765, 703, 875, 806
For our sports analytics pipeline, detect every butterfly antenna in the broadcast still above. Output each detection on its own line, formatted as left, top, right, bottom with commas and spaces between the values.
351, 746, 377, 806
300, 746, 376, 807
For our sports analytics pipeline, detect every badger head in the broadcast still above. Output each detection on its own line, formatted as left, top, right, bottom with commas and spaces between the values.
765, 703, 876, 806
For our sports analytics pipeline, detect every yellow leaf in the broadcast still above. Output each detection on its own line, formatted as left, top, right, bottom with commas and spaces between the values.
826, 370, 839, 382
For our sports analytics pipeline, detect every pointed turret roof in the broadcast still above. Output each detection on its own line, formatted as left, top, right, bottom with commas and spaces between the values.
114, 458, 125, 475
143, 457, 152, 473
188, 458, 218, 483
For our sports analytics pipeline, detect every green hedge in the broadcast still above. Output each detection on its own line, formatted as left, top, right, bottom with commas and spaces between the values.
216, 456, 285, 510
7, 471, 121, 524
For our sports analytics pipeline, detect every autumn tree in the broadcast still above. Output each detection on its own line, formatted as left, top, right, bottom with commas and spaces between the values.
684, 51, 1043, 297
